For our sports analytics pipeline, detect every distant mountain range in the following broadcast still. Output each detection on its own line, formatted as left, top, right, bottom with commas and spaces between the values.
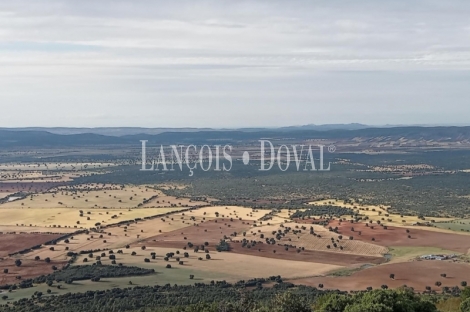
3, 123, 468, 137
0, 124, 369, 136
0, 127, 215, 136
1, 125, 470, 148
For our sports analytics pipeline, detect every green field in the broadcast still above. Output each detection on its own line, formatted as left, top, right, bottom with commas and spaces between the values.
388, 246, 458, 262
326, 264, 373, 277
3, 267, 234, 302
433, 219, 470, 233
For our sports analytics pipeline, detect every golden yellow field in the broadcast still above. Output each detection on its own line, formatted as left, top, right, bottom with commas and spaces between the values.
20, 205, 283, 262
0, 224, 77, 234
181, 206, 267, 220
1, 185, 159, 209
74, 246, 343, 280
275, 209, 307, 219
22, 214, 196, 261
309, 199, 455, 227
245, 222, 387, 257
283, 231, 388, 257
0, 207, 185, 229
140, 193, 207, 208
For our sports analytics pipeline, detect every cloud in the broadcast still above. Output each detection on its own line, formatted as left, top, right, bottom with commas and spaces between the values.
0, 0, 469, 127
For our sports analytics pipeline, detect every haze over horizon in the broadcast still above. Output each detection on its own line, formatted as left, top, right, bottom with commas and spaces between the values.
1, 0, 470, 128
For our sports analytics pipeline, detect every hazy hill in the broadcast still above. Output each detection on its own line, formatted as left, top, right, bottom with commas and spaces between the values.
1, 126, 470, 148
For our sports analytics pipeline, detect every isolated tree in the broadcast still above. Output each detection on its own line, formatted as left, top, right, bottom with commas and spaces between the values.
15, 259, 22, 267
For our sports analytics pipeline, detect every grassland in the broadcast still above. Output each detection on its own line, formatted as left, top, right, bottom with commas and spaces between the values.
1, 184, 207, 210
74, 246, 343, 281
326, 265, 371, 277
309, 199, 456, 228
245, 220, 388, 258
0, 207, 184, 229
0, 184, 208, 229
21, 216, 195, 261
1, 185, 161, 209
275, 209, 307, 219
387, 246, 459, 263
1, 176, 470, 302
433, 219, 470, 233
2, 268, 233, 302
179, 206, 268, 220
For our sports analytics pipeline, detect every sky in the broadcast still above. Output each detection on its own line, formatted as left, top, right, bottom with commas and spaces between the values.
0, 0, 470, 128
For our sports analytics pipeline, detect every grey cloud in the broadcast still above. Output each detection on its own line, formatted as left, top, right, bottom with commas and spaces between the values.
0, 0, 469, 127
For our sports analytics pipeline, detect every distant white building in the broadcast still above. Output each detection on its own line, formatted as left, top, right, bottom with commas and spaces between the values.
419, 254, 457, 260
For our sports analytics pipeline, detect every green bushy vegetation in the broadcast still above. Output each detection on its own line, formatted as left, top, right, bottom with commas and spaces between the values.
71, 150, 470, 218
291, 206, 354, 219
0, 286, 442, 312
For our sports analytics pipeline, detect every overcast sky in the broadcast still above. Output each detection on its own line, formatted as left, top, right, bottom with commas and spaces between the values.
1, 0, 469, 128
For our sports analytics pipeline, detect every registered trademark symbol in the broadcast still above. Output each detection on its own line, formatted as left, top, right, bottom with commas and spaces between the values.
328, 145, 336, 153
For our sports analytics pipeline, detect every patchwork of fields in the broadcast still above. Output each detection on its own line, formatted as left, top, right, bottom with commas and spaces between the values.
1, 175, 470, 302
